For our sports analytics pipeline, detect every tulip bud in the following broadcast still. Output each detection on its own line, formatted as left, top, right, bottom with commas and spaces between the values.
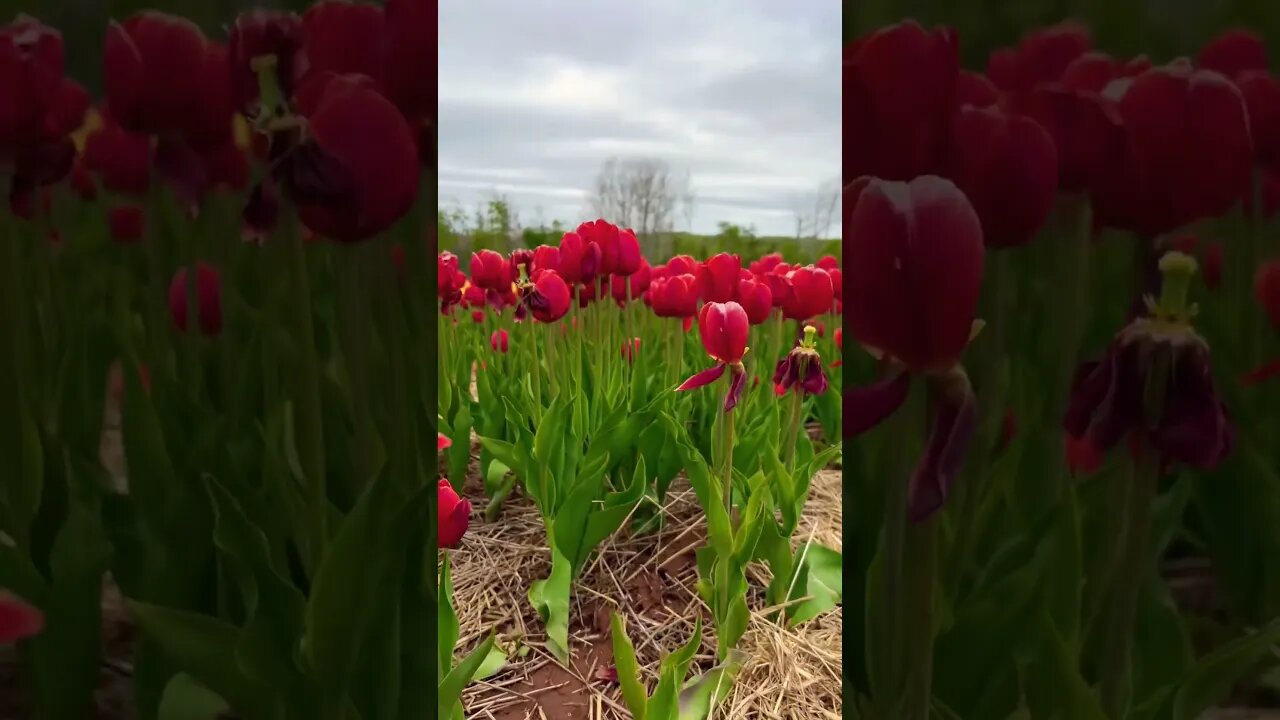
437, 479, 471, 549
490, 329, 509, 354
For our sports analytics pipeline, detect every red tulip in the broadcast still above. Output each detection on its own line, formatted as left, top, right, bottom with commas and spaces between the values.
1257, 260, 1280, 331
1235, 71, 1280, 170
532, 244, 561, 275
437, 479, 470, 549
438, 432, 451, 450
228, 10, 306, 116
677, 301, 750, 410
470, 310, 484, 324
0, 590, 43, 644
1196, 28, 1267, 78
69, 160, 96, 200
986, 21, 1091, 107
737, 276, 773, 325
955, 70, 998, 107
846, 175, 984, 373
1024, 83, 1124, 194
302, 1, 387, 84
383, 0, 432, 122
782, 266, 835, 321
847, 20, 958, 181
622, 337, 641, 363
293, 74, 419, 242
200, 140, 250, 192
524, 270, 571, 323
104, 12, 209, 137
184, 42, 235, 149
1245, 166, 1280, 219
1065, 434, 1103, 476
470, 250, 511, 291
774, 327, 829, 397
610, 259, 651, 304
557, 231, 602, 284
1101, 64, 1253, 236
577, 219, 621, 275
82, 114, 152, 196
616, 228, 642, 275
649, 273, 698, 318
490, 329, 509, 354
699, 253, 740, 303
109, 205, 144, 244
167, 262, 223, 337
0, 18, 86, 192
1060, 51, 1121, 92
751, 253, 785, 275
667, 254, 699, 276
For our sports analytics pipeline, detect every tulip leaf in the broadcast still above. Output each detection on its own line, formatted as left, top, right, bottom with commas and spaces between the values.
474, 643, 508, 681
438, 554, 459, 678
560, 456, 643, 575
529, 542, 574, 665
156, 674, 232, 720
650, 617, 703, 719
128, 601, 281, 720
1020, 610, 1106, 720
1169, 617, 1280, 720
788, 543, 843, 626
121, 355, 176, 525
438, 633, 496, 720
678, 649, 746, 720
611, 613, 649, 720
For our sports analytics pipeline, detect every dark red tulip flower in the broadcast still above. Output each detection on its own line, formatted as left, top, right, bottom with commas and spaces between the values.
532, 244, 561, 275
69, 160, 96, 200
289, 74, 419, 242
782, 265, 835, 321
610, 259, 651, 305
774, 325, 829, 397
438, 251, 466, 311
0, 590, 43, 644
1257, 260, 1280, 332
845, 175, 985, 522
1024, 83, 1123, 194
649, 273, 699, 319
577, 280, 598, 308
471, 249, 512, 291
615, 228, 642, 275
82, 114, 152, 195
185, 42, 235, 149
200, 140, 250, 192
520, 270, 571, 323
1235, 71, 1280, 170
1060, 51, 1121, 92
302, 1, 387, 84
737, 276, 773, 325
557, 231, 602, 285
228, 10, 307, 118
168, 262, 223, 337
437, 478, 470, 549
1093, 63, 1253, 236
577, 219, 621, 275
986, 20, 1091, 108
677, 301, 750, 411
1066, 433, 1104, 475
1064, 252, 1232, 470
667, 254, 699, 277
104, 12, 209, 137
384, 0, 432, 131
943, 104, 1059, 247
109, 205, 144, 244
847, 20, 959, 181
490, 329, 509, 354
750, 253, 784, 275
1196, 28, 1267, 78
699, 253, 740, 303
955, 70, 998, 107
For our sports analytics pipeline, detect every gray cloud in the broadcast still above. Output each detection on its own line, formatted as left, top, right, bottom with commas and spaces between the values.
438, 0, 840, 237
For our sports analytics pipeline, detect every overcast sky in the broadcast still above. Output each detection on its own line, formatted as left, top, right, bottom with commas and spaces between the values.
438, 0, 840, 237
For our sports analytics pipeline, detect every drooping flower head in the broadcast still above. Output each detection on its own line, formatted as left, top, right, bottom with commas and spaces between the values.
774, 325, 829, 397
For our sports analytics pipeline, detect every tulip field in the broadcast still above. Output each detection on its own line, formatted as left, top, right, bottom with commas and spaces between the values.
0, 2, 435, 719
846, 14, 1280, 720
437, 231, 844, 719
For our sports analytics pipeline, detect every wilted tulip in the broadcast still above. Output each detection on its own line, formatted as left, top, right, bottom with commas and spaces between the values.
846, 20, 958, 181
228, 10, 306, 117
291, 74, 419, 242
0, 590, 43, 644
774, 325, 829, 396
943, 104, 1059, 247
168, 262, 223, 337
678, 301, 750, 411
438, 479, 470, 549
522, 270, 571, 323
1065, 252, 1232, 469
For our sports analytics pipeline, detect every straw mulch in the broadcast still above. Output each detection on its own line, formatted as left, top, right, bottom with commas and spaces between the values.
450, 445, 843, 720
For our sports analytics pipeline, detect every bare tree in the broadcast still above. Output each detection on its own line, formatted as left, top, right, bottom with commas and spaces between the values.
790, 178, 841, 241
588, 157, 690, 254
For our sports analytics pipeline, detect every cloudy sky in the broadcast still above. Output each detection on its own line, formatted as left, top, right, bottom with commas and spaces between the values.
438, 0, 840, 237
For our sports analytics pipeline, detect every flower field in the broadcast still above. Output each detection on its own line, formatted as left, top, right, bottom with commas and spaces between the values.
436, 231, 844, 719
845, 15, 1280, 720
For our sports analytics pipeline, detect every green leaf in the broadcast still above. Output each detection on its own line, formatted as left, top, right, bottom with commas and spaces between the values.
529, 542, 574, 665
474, 643, 508, 681
789, 543, 842, 625
438, 634, 496, 720
611, 613, 649, 720
1171, 617, 1280, 720
129, 601, 281, 720
157, 674, 231, 720
438, 554, 459, 679
678, 649, 746, 720
651, 618, 703, 719
1021, 611, 1107, 720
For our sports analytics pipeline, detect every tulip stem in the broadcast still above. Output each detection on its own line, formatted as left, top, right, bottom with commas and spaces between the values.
782, 386, 804, 471
722, 382, 736, 521
901, 514, 938, 720
1099, 445, 1160, 718
284, 211, 328, 567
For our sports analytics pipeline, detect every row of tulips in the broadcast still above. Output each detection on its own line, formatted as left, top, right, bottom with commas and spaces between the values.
436, 222, 843, 718
848, 17, 1280, 720
1, 3, 439, 720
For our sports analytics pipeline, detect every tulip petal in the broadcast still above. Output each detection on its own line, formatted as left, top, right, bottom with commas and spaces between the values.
677, 363, 726, 393
438, 433, 452, 451
724, 366, 747, 412
907, 385, 978, 523
0, 591, 44, 643
844, 371, 911, 438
